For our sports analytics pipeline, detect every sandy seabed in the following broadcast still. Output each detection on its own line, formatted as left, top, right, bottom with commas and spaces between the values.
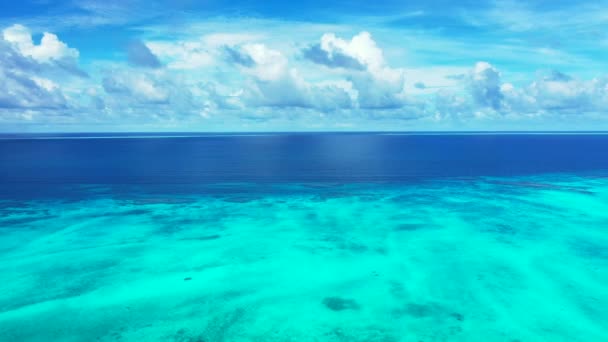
1, 175, 607, 341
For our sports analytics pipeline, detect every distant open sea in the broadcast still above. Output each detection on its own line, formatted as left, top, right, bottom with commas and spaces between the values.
1, 133, 607, 341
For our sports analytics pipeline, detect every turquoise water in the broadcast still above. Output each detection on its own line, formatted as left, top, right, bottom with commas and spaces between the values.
1, 174, 607, 341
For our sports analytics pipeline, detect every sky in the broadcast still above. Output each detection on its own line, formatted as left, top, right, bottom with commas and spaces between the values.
1, 1, 608, 132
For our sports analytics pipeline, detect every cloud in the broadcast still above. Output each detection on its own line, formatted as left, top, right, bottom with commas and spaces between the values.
526, 76, 593, 113
499, 68, 608, 115
303, 32, 407, 110
304, 32, 385, 71
223, 46, 255, 67
302, 44, 365, 70
127, 40, 162, 68
0, 25, 84, 114
1, 24, 87, 78
0, 69, 67, 110
95, 67, 218, 124
468, 61, 503, 110
349, 71, 406, 109
102, 72, 169, 104
542, 70, 573, 82
146, 41, 214, 70
238, 43, 289, 81
244, 74, 353, 110
235, 43, 352, 110
134, 34, 357, 116
433, 62, 608, 121
3, 20, 608, 130
434, 62, 533, 120
133, 32, 408, 116
0, 38, 40, 72
2, 24, 79, 62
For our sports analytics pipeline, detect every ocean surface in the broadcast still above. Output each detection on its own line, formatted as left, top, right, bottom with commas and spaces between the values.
0, 133, 607, 341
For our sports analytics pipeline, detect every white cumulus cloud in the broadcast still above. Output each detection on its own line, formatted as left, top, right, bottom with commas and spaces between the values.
2, 24, 79, 62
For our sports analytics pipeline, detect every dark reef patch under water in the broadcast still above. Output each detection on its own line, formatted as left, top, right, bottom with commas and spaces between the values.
322, 297, 361, 311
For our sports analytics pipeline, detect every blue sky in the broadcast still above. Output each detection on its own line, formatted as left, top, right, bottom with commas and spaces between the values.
1, 0, 608, 132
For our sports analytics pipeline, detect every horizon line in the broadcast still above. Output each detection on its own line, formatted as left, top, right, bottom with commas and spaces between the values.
2, 130, 608, 140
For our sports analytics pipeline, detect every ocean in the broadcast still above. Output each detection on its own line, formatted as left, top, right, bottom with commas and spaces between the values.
0, 133, 607, 341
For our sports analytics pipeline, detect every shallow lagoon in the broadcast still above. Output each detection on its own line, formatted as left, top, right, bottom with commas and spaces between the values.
1, 174, 607, 341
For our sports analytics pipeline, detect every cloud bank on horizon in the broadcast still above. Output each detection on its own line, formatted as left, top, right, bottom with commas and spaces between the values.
1, 0, 608, 131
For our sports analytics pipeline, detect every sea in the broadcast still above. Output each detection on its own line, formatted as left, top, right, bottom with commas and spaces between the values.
0, 132, 607, 341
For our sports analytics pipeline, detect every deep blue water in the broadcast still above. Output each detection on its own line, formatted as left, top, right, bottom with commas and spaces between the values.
1, 133, 608, 187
